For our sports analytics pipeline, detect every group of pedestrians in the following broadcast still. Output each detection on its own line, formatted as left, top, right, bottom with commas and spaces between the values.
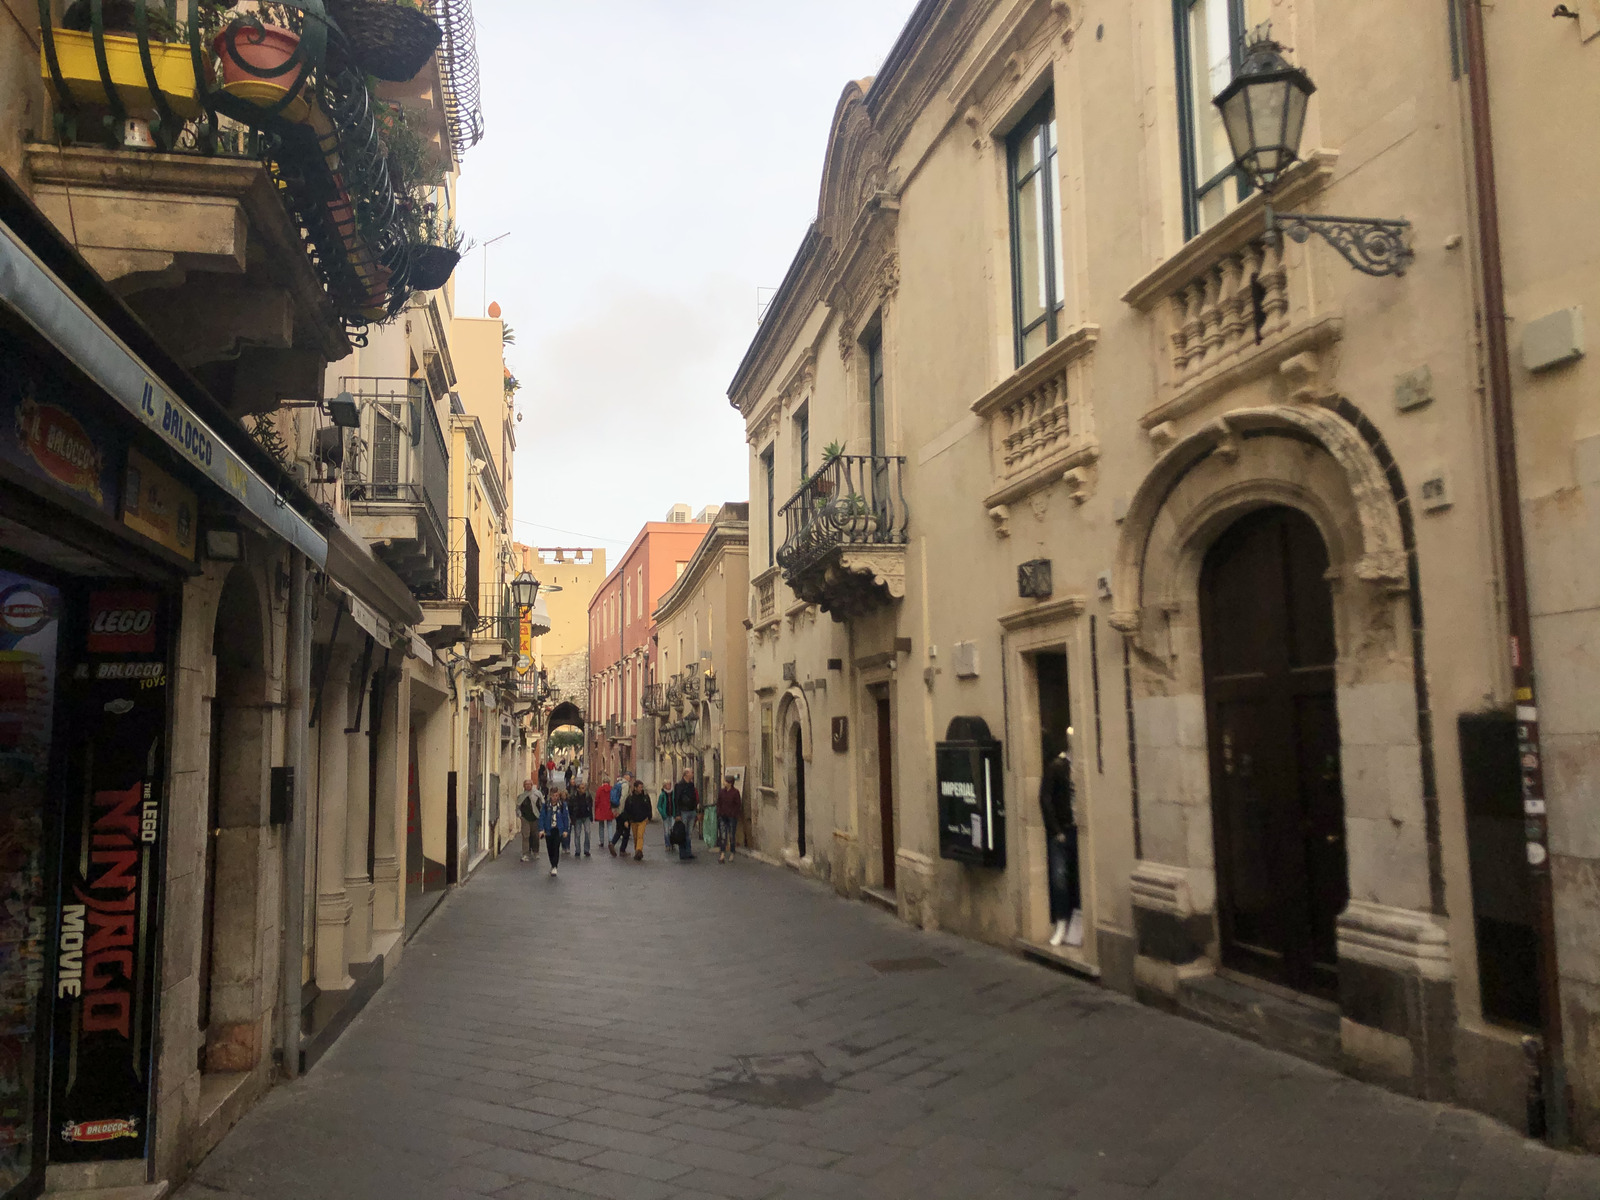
515, 768, 743, 876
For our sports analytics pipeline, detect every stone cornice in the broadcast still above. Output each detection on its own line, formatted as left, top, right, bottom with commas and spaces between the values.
971, 323, 1099, 419
998, 594, 1086, 632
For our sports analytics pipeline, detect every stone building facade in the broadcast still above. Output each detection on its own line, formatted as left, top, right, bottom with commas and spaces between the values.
651, 504, 750, 825
732, 0, 1599, 1142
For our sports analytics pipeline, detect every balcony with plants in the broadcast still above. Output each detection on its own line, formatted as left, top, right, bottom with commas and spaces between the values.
29, 0, 485, 415
776, 443, 910, 620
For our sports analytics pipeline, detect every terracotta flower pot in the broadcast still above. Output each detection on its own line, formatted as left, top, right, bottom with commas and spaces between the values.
213, 22, 310, 122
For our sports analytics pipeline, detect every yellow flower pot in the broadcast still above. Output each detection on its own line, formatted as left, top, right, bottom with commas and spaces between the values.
41, 27, 202, 120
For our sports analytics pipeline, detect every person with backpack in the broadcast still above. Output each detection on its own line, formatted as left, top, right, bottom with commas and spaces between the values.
538, 788, 572, 877
568, 782, 594, 858
620, 779, 652, 862
516, 779, 543, 863
609, 774, 633, 856
672, 769, 699, 861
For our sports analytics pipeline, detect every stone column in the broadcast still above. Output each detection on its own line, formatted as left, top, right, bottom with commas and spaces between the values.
344, 661, 374, 968
371, 669, 407, 936
313, 648, 354, 991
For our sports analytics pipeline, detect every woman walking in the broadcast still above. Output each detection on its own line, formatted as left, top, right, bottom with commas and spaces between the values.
594, 777, 614, 849
538, 788, 572, 877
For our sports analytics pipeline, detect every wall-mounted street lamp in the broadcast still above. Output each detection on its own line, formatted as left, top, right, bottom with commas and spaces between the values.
1215, 32, 1413, 277
510, 570, 541, 612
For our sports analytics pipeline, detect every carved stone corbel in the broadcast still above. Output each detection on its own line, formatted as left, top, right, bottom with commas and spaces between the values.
988, 504, 1011, 538
1209, 417, 1241, 464
1148, 421, 1178, 451
1062, 465, 1094, 504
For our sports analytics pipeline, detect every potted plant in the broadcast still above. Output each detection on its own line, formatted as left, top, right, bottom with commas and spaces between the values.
213, 13, 312, 123
406, 204, 466, 292
324, 0, 442, 83
43, 0, 208, 120
811, 441, 845, 498
840, 492, 879, 539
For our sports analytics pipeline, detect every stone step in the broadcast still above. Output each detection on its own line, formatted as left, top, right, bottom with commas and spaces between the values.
1178, 972, 1342, 1068
47, 1185, 168, 1200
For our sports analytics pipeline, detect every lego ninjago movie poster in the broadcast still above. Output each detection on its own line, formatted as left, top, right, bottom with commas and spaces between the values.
49, 589, 170, 1163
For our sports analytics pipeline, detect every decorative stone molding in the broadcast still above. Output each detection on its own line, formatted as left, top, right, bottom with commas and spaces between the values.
947, 0, 1077, 150
1130, 860, 1215, 918
999, 594, 1087, 633
972, 324, 1100, 509
1124, 152, 1344, 427
1337, 901, 1453, 982
1062, 465, 1094, 504
988, 504, 1011, 538
1113, 404, 1411, 635
836, 548, 907, 600
1148, 421, 1178, 451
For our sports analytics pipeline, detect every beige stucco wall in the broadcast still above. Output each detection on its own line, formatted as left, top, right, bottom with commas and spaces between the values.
732, 0, 1589, 1135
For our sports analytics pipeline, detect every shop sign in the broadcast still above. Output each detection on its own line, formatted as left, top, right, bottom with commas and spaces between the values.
0, 344, 120, 517
0, 222, 327, 566
49, 591, 170, 1165
120, 448, 196, 561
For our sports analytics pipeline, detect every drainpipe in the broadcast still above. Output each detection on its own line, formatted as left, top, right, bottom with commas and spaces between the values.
1460, 0, 1567, 1147
279, 551, 310, 1080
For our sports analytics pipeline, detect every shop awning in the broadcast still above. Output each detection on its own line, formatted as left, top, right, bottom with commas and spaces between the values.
0, 216, 327, 566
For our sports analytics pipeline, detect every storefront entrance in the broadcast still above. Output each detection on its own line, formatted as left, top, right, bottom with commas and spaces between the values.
1201, 506, 1347, 998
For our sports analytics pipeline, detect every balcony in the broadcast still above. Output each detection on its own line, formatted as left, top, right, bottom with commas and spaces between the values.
417, 539, 473, 648
343, 378, 448, 594
28, 0, 484, 415
681, 673, 701, 703
1122, 151, 1343, 429
776, 454, 909, 620
642, 683, 668, 717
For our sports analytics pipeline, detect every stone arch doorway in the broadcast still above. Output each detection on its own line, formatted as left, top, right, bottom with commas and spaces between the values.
200, 563, 270, 1071
777, 689, 812, 861
1200, 505, 1347, 998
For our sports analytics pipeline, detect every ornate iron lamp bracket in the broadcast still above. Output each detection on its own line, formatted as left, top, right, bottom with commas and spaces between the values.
1266, 205, 1414, 278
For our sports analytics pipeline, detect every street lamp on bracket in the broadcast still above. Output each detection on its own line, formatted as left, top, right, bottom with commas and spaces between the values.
1215, 31, 1414, 277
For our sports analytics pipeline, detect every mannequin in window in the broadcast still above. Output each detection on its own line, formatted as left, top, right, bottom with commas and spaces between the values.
1040, 725, 1083, 947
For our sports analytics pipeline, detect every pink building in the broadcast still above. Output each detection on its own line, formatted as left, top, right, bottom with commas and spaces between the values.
588, 510, 711, 784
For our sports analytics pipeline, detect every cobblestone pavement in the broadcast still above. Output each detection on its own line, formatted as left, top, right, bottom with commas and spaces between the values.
179, 844, 1600, 1200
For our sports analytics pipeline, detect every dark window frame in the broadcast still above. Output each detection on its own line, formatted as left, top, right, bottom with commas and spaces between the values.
1006, 92, 1065, 368
796, 405, 810, 483
1172, 0, 1255, 241
761, 446, 776, 568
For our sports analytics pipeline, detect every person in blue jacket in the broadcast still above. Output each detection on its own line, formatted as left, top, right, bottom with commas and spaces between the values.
538, 789, 572, 877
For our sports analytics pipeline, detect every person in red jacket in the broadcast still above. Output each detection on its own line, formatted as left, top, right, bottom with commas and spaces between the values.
594, 778, 615, 848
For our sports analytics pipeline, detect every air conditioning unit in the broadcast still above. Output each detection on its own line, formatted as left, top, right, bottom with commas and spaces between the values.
287, 459, 312, 488
664, 503, 691, 523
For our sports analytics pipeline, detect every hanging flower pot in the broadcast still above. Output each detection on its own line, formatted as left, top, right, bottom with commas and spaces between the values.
324, 0, 443, 83
213, 22, 311, 123
407, 244, 460, 292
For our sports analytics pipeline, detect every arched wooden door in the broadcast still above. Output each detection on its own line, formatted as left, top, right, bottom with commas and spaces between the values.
1201, 506, 1348, 998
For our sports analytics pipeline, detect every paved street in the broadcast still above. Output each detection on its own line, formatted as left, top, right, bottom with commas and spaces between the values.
179, 845, 1600, 1200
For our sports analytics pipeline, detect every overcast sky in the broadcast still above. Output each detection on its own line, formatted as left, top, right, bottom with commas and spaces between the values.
454, 0, 922, 568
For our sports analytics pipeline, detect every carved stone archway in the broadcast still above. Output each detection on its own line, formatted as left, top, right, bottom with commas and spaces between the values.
1111, 404, 1450, 1090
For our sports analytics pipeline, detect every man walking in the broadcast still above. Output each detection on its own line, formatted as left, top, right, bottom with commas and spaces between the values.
569, 780, 594, 858
516, 778, 542, 863
716, 774, 742, 863
672, 769, 699, 861
620, 779, 652, 862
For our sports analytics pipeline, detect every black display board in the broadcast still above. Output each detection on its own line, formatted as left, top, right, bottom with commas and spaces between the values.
48, 588, 170, 1162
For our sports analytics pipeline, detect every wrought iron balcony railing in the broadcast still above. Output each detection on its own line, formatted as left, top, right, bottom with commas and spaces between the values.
34, 0, 479, 336
681, 673, 701, 702
343, 377, 447, 545
777, 454, 910, 579
642, 682, 667, 717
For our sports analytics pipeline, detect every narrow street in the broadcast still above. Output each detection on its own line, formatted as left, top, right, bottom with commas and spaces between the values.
178, 848, 1597, 1200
